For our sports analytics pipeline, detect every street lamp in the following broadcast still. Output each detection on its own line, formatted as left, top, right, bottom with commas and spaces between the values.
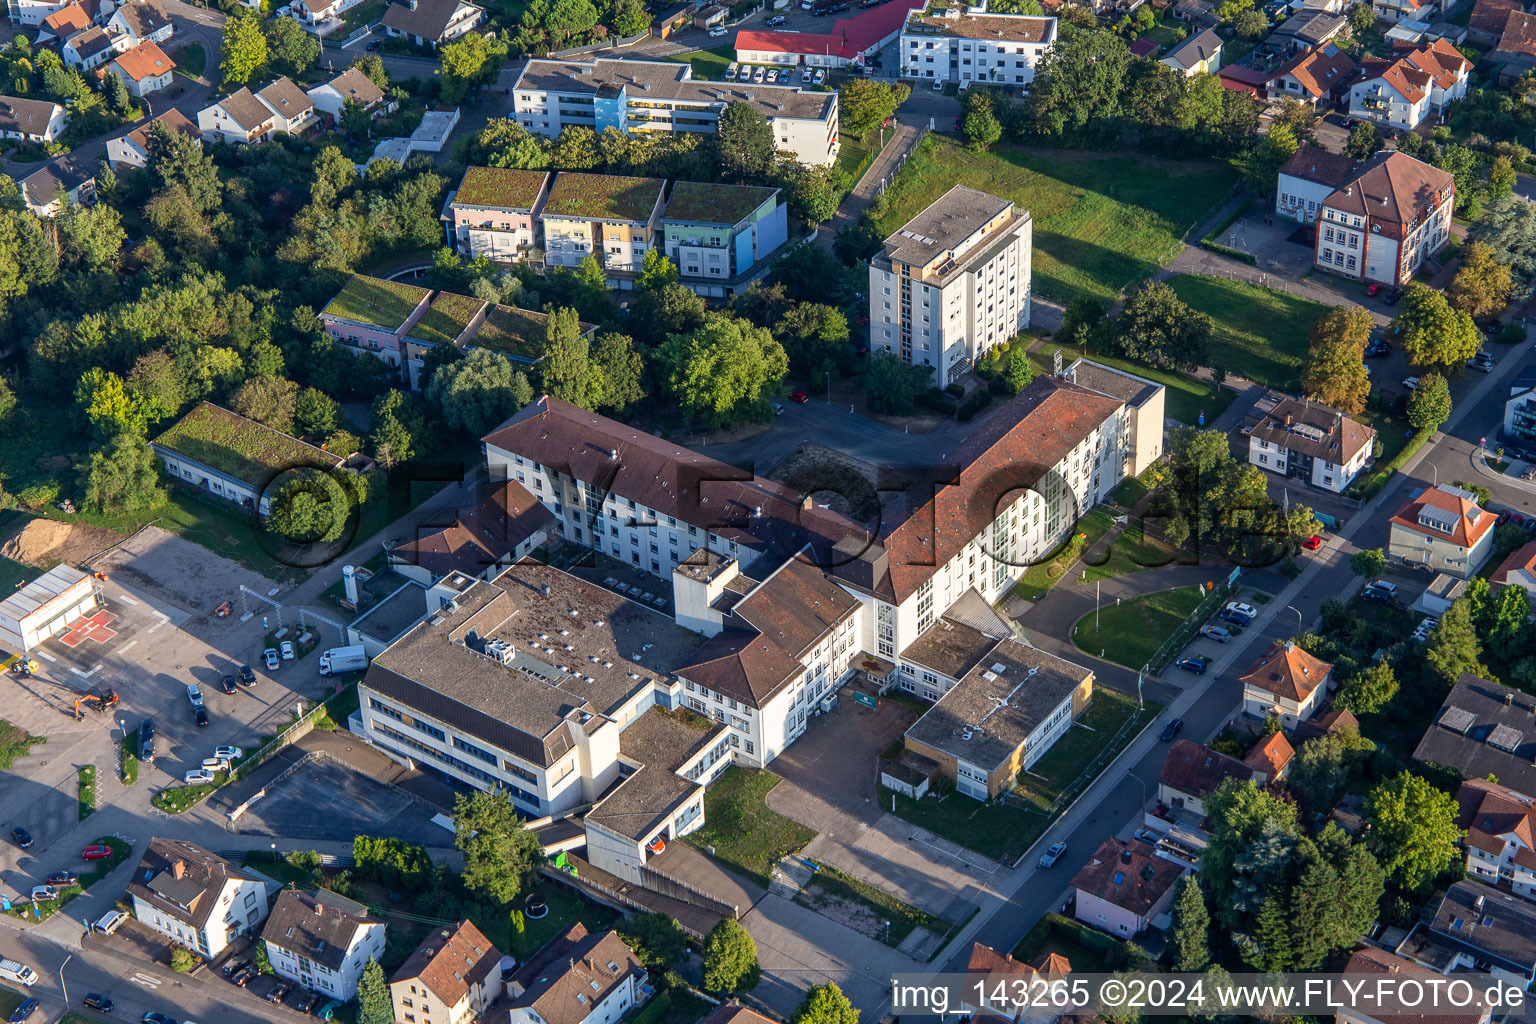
58, 953, 71, 1007
271, 842, 277, 864
1284, 605, 1303, 633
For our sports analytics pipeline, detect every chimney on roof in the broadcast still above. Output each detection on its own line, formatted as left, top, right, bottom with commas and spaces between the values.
802, 495, 812, 510
1120, 849, 1132, 865
1475, 893, 1486, 911
171, 859, 186, 879
609, 447, 618, 460
1508, 692, 1515, 706
314, 901, 323, 915
539, 583, 551, 597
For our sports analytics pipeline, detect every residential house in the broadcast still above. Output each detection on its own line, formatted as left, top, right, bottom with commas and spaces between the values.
385, 479, 554, 585
37, 2, 89, 41
1246, 393, 1376, 492
1349, 38, 1471, 130
106, 40, 175, 97
1161, 25, 1222, 74
306, 67, 392, 122
1340, 948, 1493, 1024
256, 76, 317, 135
1267, 8, 1348, 51
150, 401, 345, 515
1157, 740, 1253, 818
1062, 358, 1166, 477
62, 26, 128, 69
1491, 540, 1536, 598
1425, 880, 1536, 989
388, 920, 502, 1024
106, 0, 172, 43
1414, 674, 1536, 796
1314, 151, 1454, 285
1244, 731, 1295, 784
197, 88, 278, 143
290, 0, 367, 26
1388, 483, 1497, 578
0, 95, 68, 142
1240, 640, 1331, 726
1372, 0, 1436, 22
441, 166, 552, 262
898, 6, 1058, 88
392, 288, 491, 389
1266, 43, 1357, 110
126, 838, 272, 961
1275, 143, 1358, 223
318, 273, 433, 379
539, 172, 666, 277
696, 1006, 777, 1024
1070, 838, 1186, 936
1454, 778, 1536, 902
1503, 364, 1536, 445
1292, 705, 1361, 746
900, 638, 1094, 800
660, 181, 789, 297
380, 0, 485, 47
1468, 0, 1520, 45
261, 889, 386, 1000
963, 942, 1076, 1022
1488, 11, 1536, 83
6, 0, 77, 26
20, 156, 95, 217
735, 28, 857, 69
512, 59, 840, 168
107, 107, 200, 170
868, 184, 1032, 388
491, 924, 648, 1024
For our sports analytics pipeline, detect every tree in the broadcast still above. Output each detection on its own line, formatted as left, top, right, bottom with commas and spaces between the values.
1344, 121, 1383, 161
775, 303, 849, 380
592, 332, 645, 412
352, 53, 389, 89
1272, 97, 1319, 145
370, 389, 420, 468
542, 310, 603, 410
616, 913, 687, 971
1337, 659, 1397, 716
453, 789, 545, 903
1288, 732, 1350, 818
1446, 241, 1513, 318
716, 102, 776, 181
1300, 306, 1371, 414
1006, 350, 1035, 394
1244, 123, 1298, 196
1425, 596, 1487, 685
357, 960, 393, 1024
702, 918, 759, 995
963, 94, 1003, 150
264, 15, 320, 76
1406, 372, 1452, 435
1483, 584, 1531, 663
426, 348, 531, 434
58, 202, 125, 269
1489, 155, 1517, 200
76, 368, 153, 438
1396, 284, 1481, 373
839, 78, 907, 136
1108, 281, 1212, 369
220, 11, 268, 85
785, 163, 842, 226
1471, 194, 1536, 301
295, 388, 340, 439
230, 376, 301, 435
1365, 773, 1465, 891
170, 947, 198, 972
441, 32, 505, 105
1028, 28, 1131, 138
80, 433, 165, 512
1230, 7, 1268, 35
656, 313, 789, 428
340, 98, 374, 139
610, 0, 652, 35
793, 983, 859, 1024
143, 121, 220, 213
267, 470, 351, 544
1168, 875, 1210, 972
1349, 548, 1387, 579
864, 352, 931, 415
1349, 2, 1375, 30
636, 248, 678, 292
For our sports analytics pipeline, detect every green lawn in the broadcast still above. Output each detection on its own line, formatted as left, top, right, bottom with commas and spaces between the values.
78, 765, 96, 820
479, 881, 618, 956
1166, 274, 1328, 391
1026, 342, 1233, 426
1014, 689, 1155, 811
1012, 913, 1118, 973
1012, 509, 1115, 601
1081, 526, 1184, 584
342, 0, 389, 28
0, 988, 21, 1020
172, 41, 206, 80
872, 137, 1240, 305
658, 45, 736, 81
834, 131, 878, 185
0, 720, 44, 770
1071, 585, 1204, 669
883, 785, 1048, 862
685, 766, 816, 887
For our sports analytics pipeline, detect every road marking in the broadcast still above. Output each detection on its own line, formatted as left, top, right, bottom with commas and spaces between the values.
132, 972, 161, 989
35, 651, 56, 662
117, 595, 140, 606
119, 640, 137, 653
70, 664, 101, 679
146, 621, 164, 634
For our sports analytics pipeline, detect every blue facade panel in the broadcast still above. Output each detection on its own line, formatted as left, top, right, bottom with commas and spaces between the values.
593, 90, 627, 133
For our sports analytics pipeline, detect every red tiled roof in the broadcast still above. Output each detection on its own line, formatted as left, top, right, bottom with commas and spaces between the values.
1491, 540, 1536, 587
968, 942, 1034, 977
1342, 948, 1491, 1024
1244, 731, 1294, 777
836, 0, 925, 53
1389, 484, 1495, 549
42, 3, 90, 35
1455, 778, 1535, 858
111, 40, 175, 82
1469, 0, 1520, 36
125, 108, 200, 150
1239, 641, 1331, 702
387, 479, 554, 580
1497, 10, 1536, 57
1322, 151, 1455, 230
1158, 739, 1252, 798
1271, 42, 1357, 98
735, 28, 853, 58
1070, 838, 1184, 915
390, 920, 502, 1009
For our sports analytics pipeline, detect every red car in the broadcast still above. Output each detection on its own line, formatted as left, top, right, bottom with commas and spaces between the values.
789, 391, 809, 403
1302, 535, 1323, 550
1365, 283, 1381, 297
81, 845, 112, 861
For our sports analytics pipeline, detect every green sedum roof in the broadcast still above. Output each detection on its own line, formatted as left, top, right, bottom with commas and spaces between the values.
470, 305, 595, 363
410, 291, 487, 346
452, 166, 549, 210
663, 181, 778, 226
322, 274, 430, 330
541, 172, 666, 223
152, 402, 341, 487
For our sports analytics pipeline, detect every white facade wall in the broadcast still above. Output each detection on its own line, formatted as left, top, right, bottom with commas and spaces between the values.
1275, 170, 1336, 223
1349, 78, 1429, 130
501, 972, 642, 1024
265, 921, 385, 1001
1466, 841, 1536, 902
129, 877, 270, 960
1247, 435, 1373, 493
901, 29, 1051, 86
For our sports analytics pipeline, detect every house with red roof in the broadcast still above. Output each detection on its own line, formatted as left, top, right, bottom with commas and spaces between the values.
734, 28, 855, 68
1348, 37, 1470, 130
1370, 0, 1436, 24
1240, 640, 1331, 726
1490, 540, 1536, 598
1266, 41, 1357, 108
1244, 731, 1294, 784
1454, 778, 1536, 902
1157, 740, 1254, 817
1313, 150, 1454, 286
964, 942, 1077, 1022
1070, 838, 1186, 937
105, 39, 175, 97
1388, 483, 1497, 579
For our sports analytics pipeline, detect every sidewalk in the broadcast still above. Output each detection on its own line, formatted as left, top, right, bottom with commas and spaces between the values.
817, 120, 924, 246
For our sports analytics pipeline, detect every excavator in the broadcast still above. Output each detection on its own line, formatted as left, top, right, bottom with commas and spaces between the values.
72, 688, 119, 721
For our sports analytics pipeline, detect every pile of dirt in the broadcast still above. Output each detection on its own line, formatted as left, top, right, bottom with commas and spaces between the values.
1, 518, 125, 568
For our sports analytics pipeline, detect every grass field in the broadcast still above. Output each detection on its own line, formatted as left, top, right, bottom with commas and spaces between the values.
0, 720, 44, 770
1081, 527, 1184, 584
172, 41, 206, 80
686, 766, 815, 887
1071, 585, 1204, 669
1025, 341, 1234, 426
658, 45, 736, 81
834, 132, 878, 186
872, 137, 1240, 304
1013, 509, 1115, 601
1167, 274, 1328, 391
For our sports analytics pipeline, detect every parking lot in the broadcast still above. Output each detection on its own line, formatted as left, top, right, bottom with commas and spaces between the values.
226, 753, 449, 846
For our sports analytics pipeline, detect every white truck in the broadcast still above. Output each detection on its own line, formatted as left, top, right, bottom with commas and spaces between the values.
0, 959, 37, 986
318, 645, 368, 676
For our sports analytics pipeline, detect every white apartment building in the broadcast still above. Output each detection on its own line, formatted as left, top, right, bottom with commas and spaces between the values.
899, 5, 1057, 87
500, 925, 648, 1024
511, 59, 840, 168
1246, 394, 1376, 493
1315, 151, 1454, 286
125, 839, 272, 961
1455, 779, 1536, 902
1349, 38, 1469, 131
869, 184, 1032, 389
261, 889, 385, 1001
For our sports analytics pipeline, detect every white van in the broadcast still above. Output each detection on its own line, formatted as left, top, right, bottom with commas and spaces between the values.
94, 908, 129, 935
0, 959, 38, 986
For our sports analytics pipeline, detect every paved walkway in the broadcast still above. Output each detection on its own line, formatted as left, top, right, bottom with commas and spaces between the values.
817, 119, 925, 247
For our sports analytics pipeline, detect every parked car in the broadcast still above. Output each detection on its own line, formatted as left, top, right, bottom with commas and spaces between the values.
365, 37, 381, 50
752, 66, 766, 82
44, 872, 77, 887
1302, 535, 1323, 550
9, 998, 37, 1023
814, 68, 827, 83
708, 25, 727, 36
82, 844, 113, 860
267, 984, 291, 1003
221, 959, 250, 977
1366, 579, 1398, 599
233, 965, 259, 987
773, 402, 785, 416
10, 827, 32, 849
194, 706, 209, 728
1385, 287, 1404, 305
1221, 608, 1254, 626
1402, 376, 1420, 391
1160, 717, 1185, 741
317, 999, 342, 1021
139, 717, 155, 762
789, 390, 809, 403
264, 647, 280, 670
83, 994, 114, 1012
297, 992, 321, 1014
1364, 341, 1391, 358
280, 640, 295, 660
214, 745, 244, 760
765, 13, 785, 23
239, 664, 256, 685
220, 674, 238, 694
28, 886, 57, 902
143, 1014, 179, 1024
1037, 841, 1068, 868
186, 683, 204, 708
202, 756, 231, 772
1471, 352, 1495, 372
1365, 283, 1381, 297
1174, 656, 1207, 675
1199, 625, 1232, 643
1226, 603, 1256, 621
